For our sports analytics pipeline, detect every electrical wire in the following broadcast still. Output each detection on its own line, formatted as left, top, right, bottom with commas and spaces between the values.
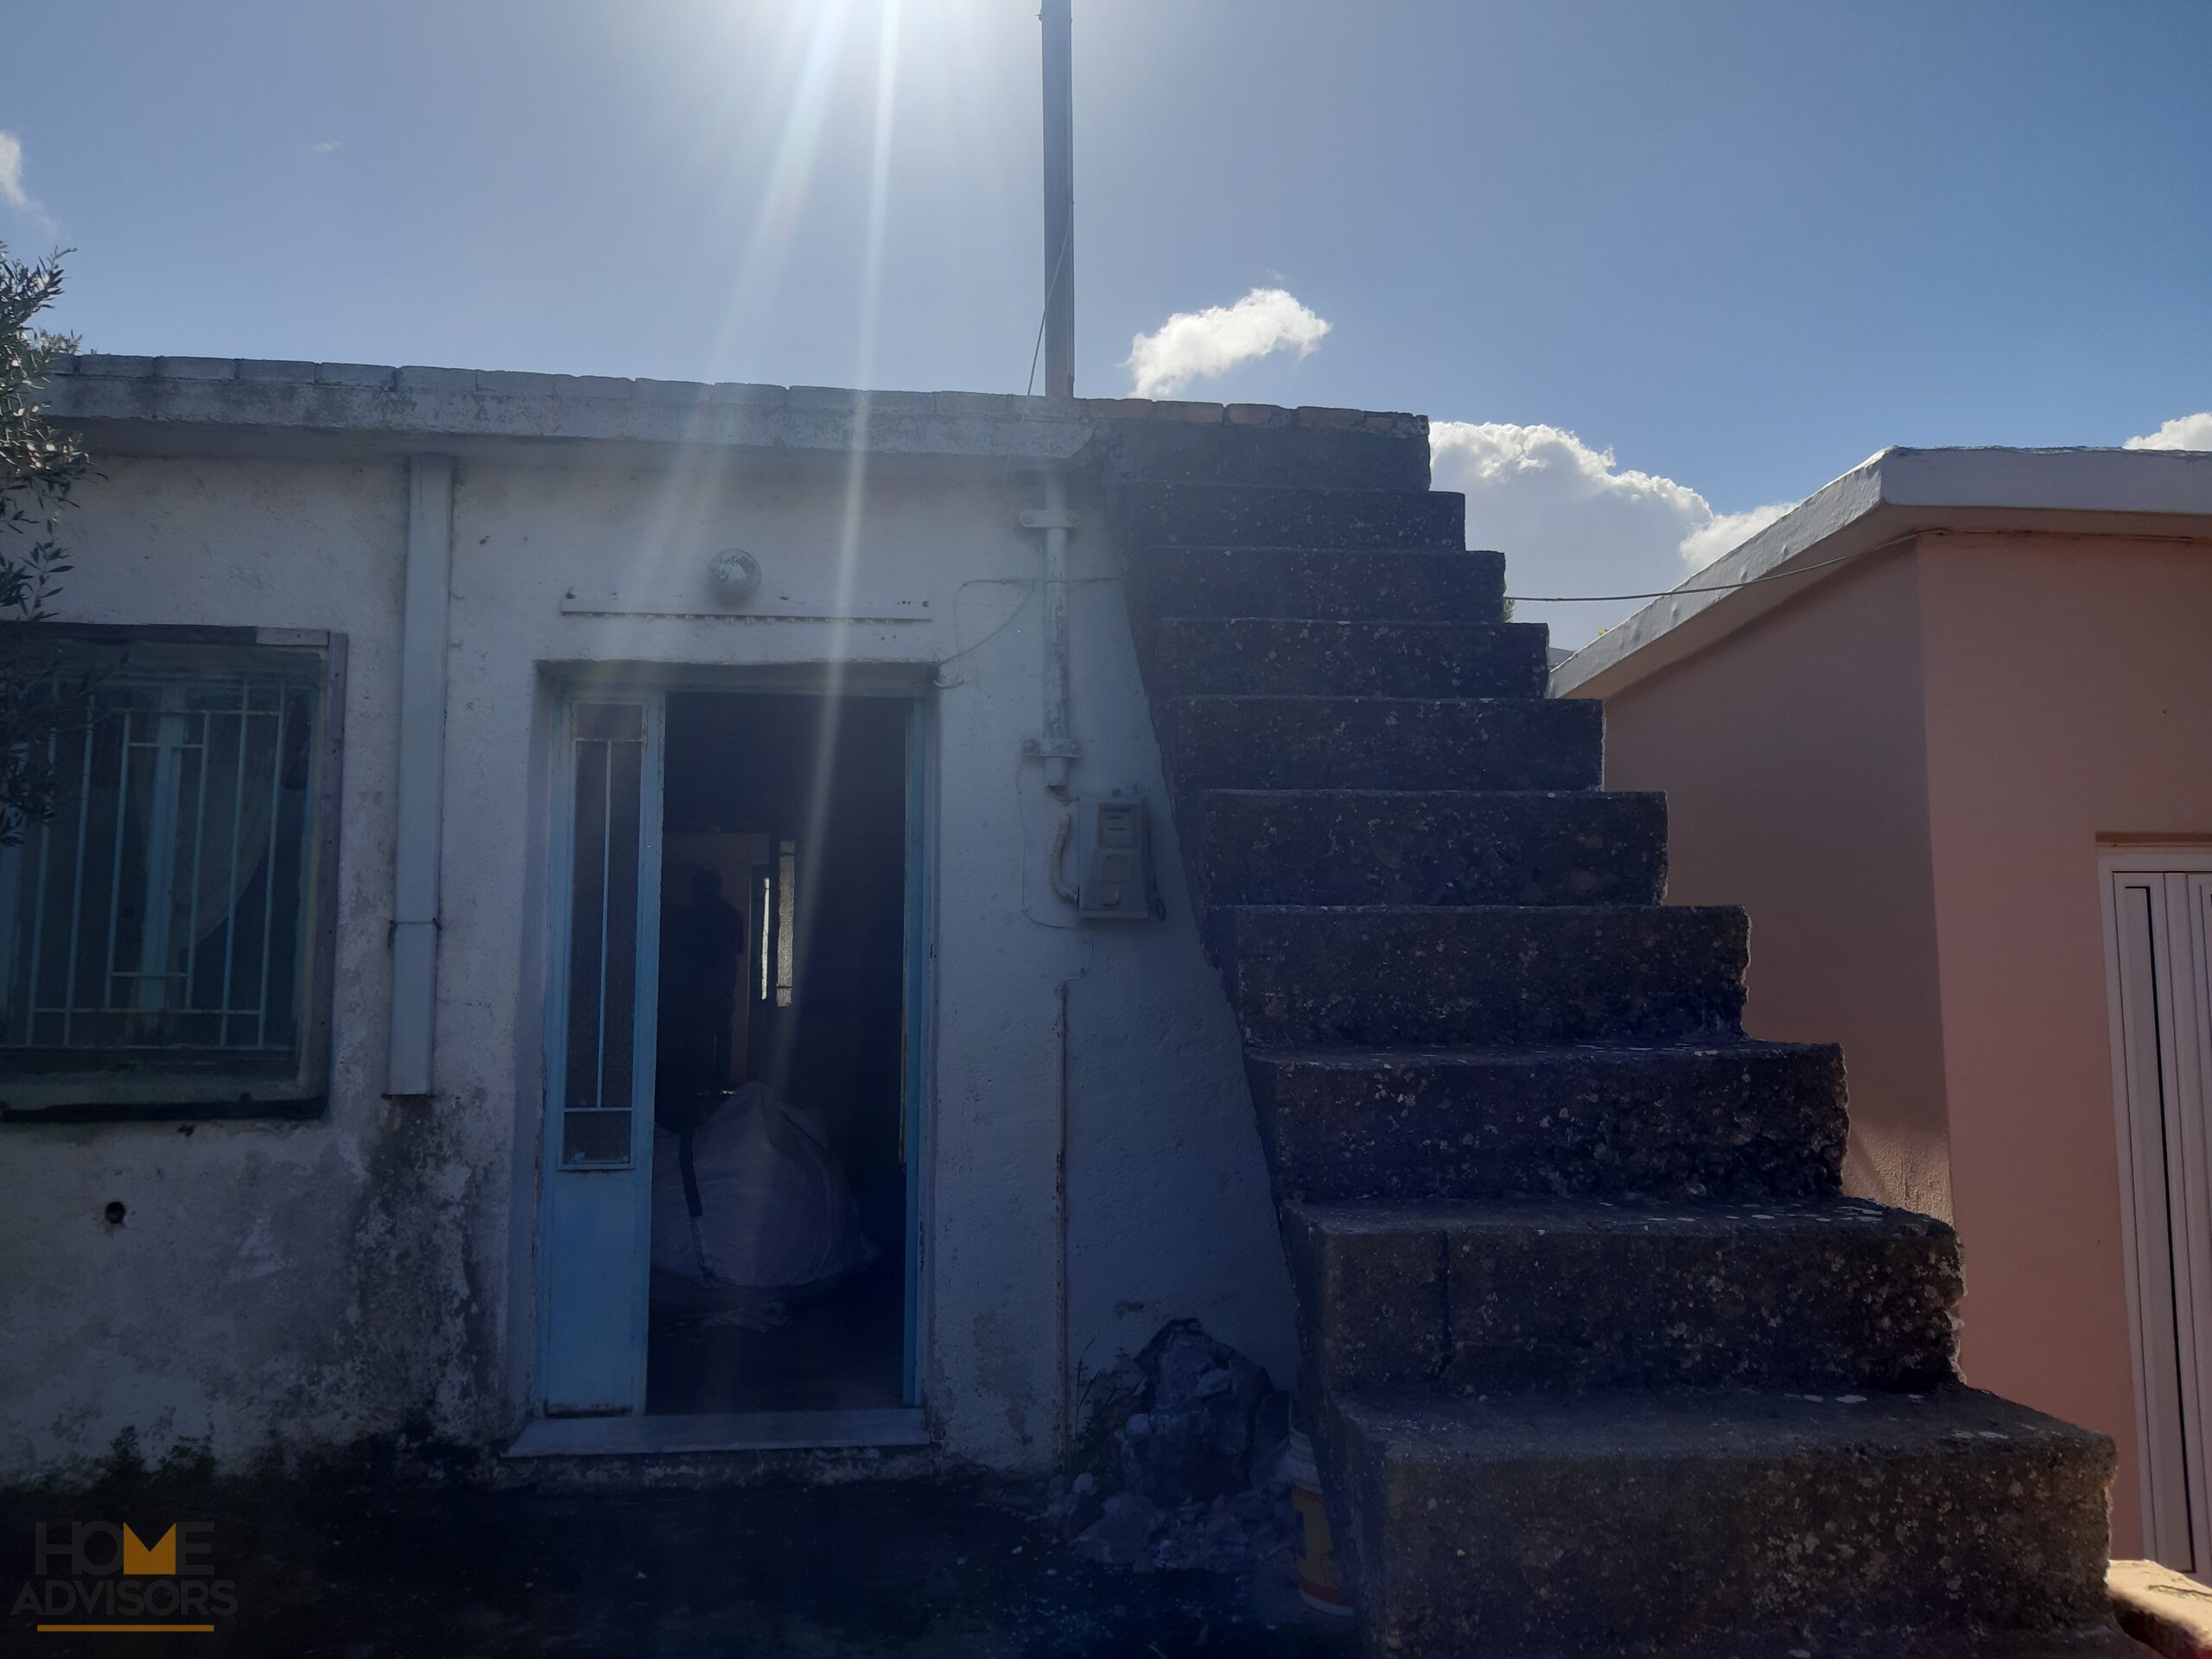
931, 579, 1035, 683
1506, 550, 1862, 604
1025, 213, 1076, 398
931, 575, 1122, 686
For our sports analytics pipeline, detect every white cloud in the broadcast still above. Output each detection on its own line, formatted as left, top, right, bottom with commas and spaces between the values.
308, 139, 342, 156
1124, 287, 1329, 398
1429, 420, 1796, 650
2125, 412, 2212, 453
1677, 501, 1795, 571
0, 129, 51, 228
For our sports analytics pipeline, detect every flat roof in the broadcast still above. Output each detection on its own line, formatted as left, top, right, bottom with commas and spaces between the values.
36, 353, 1424, 470
1550, 445, 2212, 702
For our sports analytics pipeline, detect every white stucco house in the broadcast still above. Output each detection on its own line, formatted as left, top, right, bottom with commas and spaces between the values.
0, 355, 1428, 1479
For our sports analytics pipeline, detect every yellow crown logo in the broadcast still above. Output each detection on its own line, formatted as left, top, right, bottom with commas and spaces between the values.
122, 1525, 176, 1576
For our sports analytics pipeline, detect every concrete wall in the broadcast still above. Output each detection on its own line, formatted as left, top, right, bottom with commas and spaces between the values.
0, 442, 1296, 1481
0, 455, 420, 1474
1594, 529, 2212, 1558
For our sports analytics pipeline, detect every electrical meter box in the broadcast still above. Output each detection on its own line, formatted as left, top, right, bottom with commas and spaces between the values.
1076, 790, 1158, 921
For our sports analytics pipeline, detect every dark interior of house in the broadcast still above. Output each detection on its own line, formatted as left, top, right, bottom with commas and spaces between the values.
645, 690, 909, 1415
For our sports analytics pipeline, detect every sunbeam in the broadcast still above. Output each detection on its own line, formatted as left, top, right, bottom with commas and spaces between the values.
779, 0, 906, 1076
614, 1, 868, 651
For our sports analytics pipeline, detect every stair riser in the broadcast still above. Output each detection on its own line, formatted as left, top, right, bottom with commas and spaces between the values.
1249, 1046, 1849, 1203
1192, 791, 1667, 911
1127, 547, 1508, 624
1161, 697, 1603, 794
1220, 906, 1747, 1048
1143, 618, 1550, 698
1329, 1403, 2116, 1659
1286, 1206, 1961, 1395
1119, 482, 1465, 550
1101, 419, 1430, 493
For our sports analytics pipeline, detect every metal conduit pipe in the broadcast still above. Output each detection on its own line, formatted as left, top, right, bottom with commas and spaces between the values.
1022, 468, 1080, 798
385, 454, 454, 1098
1040, 468, 1074, 796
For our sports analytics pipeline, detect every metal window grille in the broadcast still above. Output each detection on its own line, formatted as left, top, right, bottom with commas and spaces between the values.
0, 646, 323, 1078
561, 701, 646, 1168
775, 839, 798, 1007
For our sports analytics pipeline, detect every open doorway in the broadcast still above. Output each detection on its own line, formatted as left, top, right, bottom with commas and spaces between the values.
645, 690, 914, 1416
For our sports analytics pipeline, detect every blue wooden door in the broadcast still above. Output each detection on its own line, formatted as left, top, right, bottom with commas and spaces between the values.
538, 695, 663, 1415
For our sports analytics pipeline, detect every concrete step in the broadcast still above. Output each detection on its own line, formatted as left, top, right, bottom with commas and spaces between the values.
1246, 1041, 1847, 1204
1127, 545, 1507, 624
1160, 696, 1602, 794
2108, 1560, 2212, 1659
1143, 616, 1550, 698
1100, 415, 1430, 493
1187, 789, 1666, 911
1285, 1196, 1959, 1396
1217, 904, 1745, 1048
1324, 1386, 2117, 1659
1117, 479, 1465, 550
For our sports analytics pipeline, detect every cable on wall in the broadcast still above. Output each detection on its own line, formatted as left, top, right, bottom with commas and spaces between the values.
1506, 550, 1862, 604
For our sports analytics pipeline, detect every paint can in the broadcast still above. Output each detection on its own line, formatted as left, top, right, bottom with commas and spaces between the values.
1285, 1427, 1354, 1617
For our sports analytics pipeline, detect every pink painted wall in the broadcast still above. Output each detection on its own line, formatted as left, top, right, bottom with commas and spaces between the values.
1594, 530, 2212, 1559
1601, 550, 1955, 1218
1915, 533, 2212, 1560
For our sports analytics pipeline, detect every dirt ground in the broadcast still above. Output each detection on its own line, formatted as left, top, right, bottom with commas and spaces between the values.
1, 1474, 1358, 1658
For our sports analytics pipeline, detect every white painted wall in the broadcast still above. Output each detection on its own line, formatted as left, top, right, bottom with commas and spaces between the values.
0, 441, 1295, 1481
0, 455, 418, 1474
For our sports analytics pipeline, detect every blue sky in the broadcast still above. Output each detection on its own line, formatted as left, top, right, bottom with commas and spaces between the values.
3, 0, 2207, 642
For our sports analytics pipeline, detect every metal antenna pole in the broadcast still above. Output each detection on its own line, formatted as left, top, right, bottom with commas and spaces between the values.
1040, 0, 1075, 398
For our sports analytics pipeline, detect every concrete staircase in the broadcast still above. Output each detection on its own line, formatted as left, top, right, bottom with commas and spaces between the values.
1116, 477, 2126, 1658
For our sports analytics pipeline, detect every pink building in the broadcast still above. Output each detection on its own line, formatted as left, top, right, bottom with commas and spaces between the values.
1554, 446, 2212, 1567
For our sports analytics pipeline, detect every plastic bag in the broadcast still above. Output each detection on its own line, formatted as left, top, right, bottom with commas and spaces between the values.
651, 1081, 878, 1294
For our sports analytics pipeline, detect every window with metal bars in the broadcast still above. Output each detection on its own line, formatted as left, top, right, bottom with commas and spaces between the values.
0, 629, 341, 1120
559, 700, 647, 1168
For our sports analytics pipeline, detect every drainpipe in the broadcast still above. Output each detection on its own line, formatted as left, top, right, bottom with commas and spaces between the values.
1022, 470, 1080, 798
386, 454, 454, 1098
1020, 467, 1082, 1451
1054, 969, 1072, 1453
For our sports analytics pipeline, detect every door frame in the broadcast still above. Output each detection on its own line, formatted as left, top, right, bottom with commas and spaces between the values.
2103, 845, 2212, 1573
900, 696, 936, 1408
528, 671, 935, 1439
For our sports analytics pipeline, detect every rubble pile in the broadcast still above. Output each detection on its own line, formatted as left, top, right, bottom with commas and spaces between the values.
1041, 1320, 1297, 1573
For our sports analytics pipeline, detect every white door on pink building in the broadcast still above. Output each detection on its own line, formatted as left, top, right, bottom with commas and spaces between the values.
2107, 857, 2212, 1577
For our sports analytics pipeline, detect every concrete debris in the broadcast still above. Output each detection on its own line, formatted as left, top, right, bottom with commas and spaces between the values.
1118, 1319, 1274, 1510
1070, 1492, 1163, 1567
1046, 1319, 1296, 1576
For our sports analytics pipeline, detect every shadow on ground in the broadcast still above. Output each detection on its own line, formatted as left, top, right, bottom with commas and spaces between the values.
3, 1476, 1357, 1658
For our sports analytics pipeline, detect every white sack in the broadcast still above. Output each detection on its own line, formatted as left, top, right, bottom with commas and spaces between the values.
652, 1081, 878, 1293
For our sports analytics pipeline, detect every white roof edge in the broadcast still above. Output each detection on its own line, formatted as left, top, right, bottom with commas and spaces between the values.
37, 353, 1427, 467
1549, 445, 2212, 702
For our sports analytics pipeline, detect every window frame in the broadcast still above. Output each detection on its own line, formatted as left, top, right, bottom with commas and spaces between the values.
0, 622, 346, 1124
